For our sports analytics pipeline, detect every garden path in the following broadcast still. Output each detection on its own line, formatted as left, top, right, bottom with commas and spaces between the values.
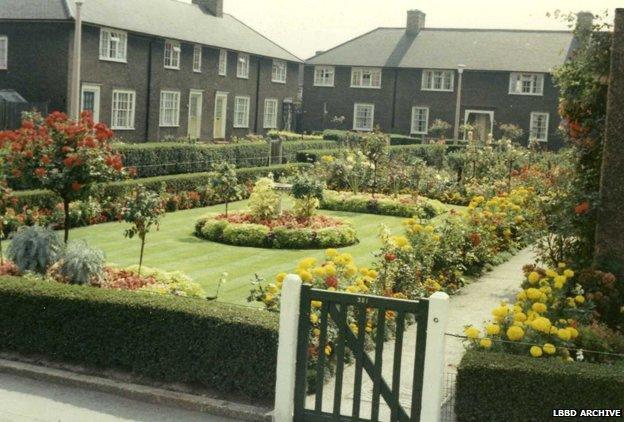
306, 246, 535, 420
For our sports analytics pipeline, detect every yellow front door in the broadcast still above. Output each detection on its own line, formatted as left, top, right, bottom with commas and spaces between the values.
188, 91, 203, 139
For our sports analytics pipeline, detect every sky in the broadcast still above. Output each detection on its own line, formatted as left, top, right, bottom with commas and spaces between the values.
193, 0, 622, 59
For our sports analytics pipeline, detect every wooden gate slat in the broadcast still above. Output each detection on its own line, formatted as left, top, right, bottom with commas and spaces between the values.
410, 304, 429, 421
370, 307, 386, 420
351, 303, 368, 419
332, 303, 347, 418
314, 301, 330, 412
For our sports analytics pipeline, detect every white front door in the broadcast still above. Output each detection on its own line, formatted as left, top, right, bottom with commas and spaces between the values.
188, 90, 203, 139
80, 84, 101, 122
213, 92, 228, 139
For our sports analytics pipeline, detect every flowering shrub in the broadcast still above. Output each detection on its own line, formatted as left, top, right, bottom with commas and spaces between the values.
464, 264, 593, 360
126, 266, 207, 299
248, 178, 280, 221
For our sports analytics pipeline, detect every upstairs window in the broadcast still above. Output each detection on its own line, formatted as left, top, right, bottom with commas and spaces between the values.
219, 49, 228, 76
99, 28, 127, 62
237, 53, 250, 79
234, 96, 250, 128
509, 72, 544, 95
164, 40, 181, 69
0, 36, 7, 69
422, 70, 454, 91
193, 45, 202, 72
272, 60, 287, 83
159, 90, 181, 127
314, 66, 335, 87
411, 106, 429, 135
351, 67, 381, 88
353, 103, 375, 131
530, 112, 549, 142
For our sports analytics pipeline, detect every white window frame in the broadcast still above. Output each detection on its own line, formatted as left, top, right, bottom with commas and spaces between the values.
421, 69, 454, 92
99, 28, 127, 63
237, 53, 250, 79
159, 90, 181, 127
233, 96, 251, 128
271, 59, 287, 84
530, 112, 550, 142
0, 36, 7, 70
111, 89, 136, 130
219, 49, 228, 76
314, 66, 335, 87
410, 106, 429, 135
350, 67, 382, 89
263, 98, 278, 129
192, 45, 202, 73
509, 72, 545, 96
353, 103, 375, 131
164, 40, 181, 70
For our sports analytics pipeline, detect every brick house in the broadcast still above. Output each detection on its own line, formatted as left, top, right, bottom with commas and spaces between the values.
303, 10, 592, 148
0, 0, 301, 141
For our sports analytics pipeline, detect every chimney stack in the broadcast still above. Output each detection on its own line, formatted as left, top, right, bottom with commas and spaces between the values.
575, 11, 594, 34
406, 10, 426, 36
192, 0, 223, 18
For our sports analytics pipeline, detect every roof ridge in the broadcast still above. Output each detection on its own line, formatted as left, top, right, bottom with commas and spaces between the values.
376, 26, 573, 34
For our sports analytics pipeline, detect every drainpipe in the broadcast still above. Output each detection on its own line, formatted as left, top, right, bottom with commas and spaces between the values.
145, 39, 153, 141
69, 0, 84, 120
453, 64, 466, 142
391, 68, 398, 132
253, 57, 261, 133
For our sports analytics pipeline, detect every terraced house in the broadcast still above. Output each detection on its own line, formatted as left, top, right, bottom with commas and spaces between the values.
303, 10, 593, 148
0, 0, 301, 141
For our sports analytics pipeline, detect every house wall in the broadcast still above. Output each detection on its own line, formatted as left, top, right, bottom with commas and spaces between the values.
0, 22, 71, 112
303, 64, 563, 148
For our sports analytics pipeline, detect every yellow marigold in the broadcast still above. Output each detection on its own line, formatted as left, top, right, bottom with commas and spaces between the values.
298, 270, 313, 283
326, 248, 339, 258
564, 269, 575, 278
546, 269, 558, 278
575, 295, 585, 304
485, 324, 501, 336
391, 235, 409, 248
492, 305, 510, 318
514, 215, 524, 224
345, 264, 358, 277
267, 284, 279, 294
531, 317, 552, 333
480, 338, 492, 349
264, 293, 274, 302
367, 269, 378, 278
530, 346, 543, 358
312, 328, 320, 337
550, 326, 558, 334
532, 302, 547, 314
298, 257, 317, 269
516, 290, 527, 301
526, 288, 542, 300
543, 343, 556, 355
567, 327, 579, 339
527, 271, 540, 284
464, 326, 480, 339
311, 300, 322, 308
324, 345, 332, 356
507, 326, 525, 341
349, 323, 358, 335
554, 275, 567, 286
312, 266, 326, 277
310, 313, 319, 324
276, 272, 287, 284
557, 328, 571, 341
514, 312, 527, 323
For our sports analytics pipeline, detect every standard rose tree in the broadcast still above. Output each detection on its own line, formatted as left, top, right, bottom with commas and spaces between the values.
0, 111, 126, 243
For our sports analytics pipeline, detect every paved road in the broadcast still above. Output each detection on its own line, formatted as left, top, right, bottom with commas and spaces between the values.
0, 372, 239, 422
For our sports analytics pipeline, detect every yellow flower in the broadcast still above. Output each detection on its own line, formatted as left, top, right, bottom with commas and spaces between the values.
532, 303, 547, 314
543, 343, 556, 355
531, 317, 552, 334
485, 324, 501, 336
480, 338, 492, 349
325, 264, 337, 277
276, 273, 287, 284
310, 313, 319, 324
575, 295, 585, 304
345, 264, 358, 277
349, 323, 358, 335
326, 248, 339, 258
527, 272, 540, 284
558, 262, 567, 269
526, 288, 541, 300
464, 326, 480, 339
557, 328, 571, 341
391, 235, 409, 248
530, 346, 543, 358
492, 305, 510, 319
298, 257, 317, 270
507, 326, 525, 341
546, 269, 558, 278
298, 270, 313, 283
564, 269, 575, 278
312, 328, 320, 337
324, 345, 332, 356
567, 327, 579, 339
312, 266, 326, 277
264, 293, 274, 302
554, 275, 567, 286
516, 290, 527, 301
514, 312, 527, 323
311, 300, 322, 308
514, 215, 524, 224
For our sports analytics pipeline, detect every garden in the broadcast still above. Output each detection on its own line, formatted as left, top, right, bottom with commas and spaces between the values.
0, 14, 622, 414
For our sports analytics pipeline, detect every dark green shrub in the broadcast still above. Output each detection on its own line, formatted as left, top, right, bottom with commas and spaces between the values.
388, 134, 422, 145
7, 226, 63, 274
0, 276, 279, 400
222, 223, 270, 248
58, 241, 105, 285
271, 227, 314, 249
456, 350, 624, 421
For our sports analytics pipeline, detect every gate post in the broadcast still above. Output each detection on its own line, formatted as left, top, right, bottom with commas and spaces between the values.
273, 274, 302, 422
420, 291, 450, 422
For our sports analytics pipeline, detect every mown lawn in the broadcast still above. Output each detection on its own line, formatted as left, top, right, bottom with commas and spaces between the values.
70, 199, 410, 306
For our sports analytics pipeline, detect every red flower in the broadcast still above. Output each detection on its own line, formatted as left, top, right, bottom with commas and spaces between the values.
34, 167, 46, 178
71, 182, 82, 192
63, 156, 75, 167
470, 232, 482, 247
325, 276, 338, 288
41, 155, 51, 164
575, 201, 590, 215
384, 253, 396, 262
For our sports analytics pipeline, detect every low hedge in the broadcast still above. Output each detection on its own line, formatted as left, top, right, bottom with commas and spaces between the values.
116, 140, 338, 178
195, 215, 358, 249
13, 163, 311, 210
322, 130, 422, 146
456, 350, 624, 421
320, 191, 447, 219
0, 276, 279, 400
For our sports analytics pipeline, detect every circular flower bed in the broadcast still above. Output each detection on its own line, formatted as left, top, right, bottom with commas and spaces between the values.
194, 212, 358, 249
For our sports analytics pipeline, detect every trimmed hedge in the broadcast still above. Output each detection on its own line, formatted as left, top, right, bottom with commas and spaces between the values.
322, 130, 422, 146
320, 191, 447, 219
0, 276, 279, 400
195, 215, 358, 249
456, 350, 624, 421
116, 141, 339, 178
13, 163, 311, 210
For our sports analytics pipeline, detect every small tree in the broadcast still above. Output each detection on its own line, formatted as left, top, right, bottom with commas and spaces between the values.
291, 173, 324, 220
0, 111, 125, 243
122, 185, 165, 275
210, 162, 240, 217
429, 119, 452, 141
248, 177, 281, 221
360, 132, 389, 197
